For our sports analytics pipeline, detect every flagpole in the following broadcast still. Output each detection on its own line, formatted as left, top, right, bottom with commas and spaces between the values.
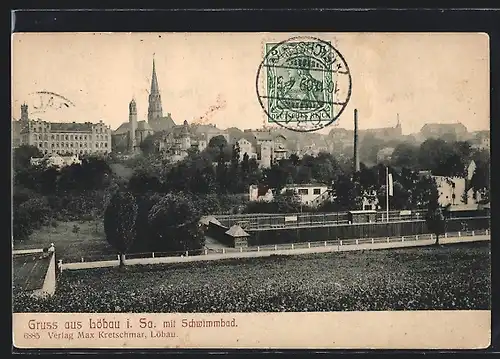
386, 166, 389, 222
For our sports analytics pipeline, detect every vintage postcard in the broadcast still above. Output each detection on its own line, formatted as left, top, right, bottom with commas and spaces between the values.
11, 32, 491, 350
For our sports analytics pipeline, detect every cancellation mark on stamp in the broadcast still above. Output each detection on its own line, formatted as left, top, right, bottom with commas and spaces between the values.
256, 36, 352, 132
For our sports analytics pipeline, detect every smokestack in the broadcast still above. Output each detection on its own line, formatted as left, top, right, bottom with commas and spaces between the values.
353, 109, 360, 172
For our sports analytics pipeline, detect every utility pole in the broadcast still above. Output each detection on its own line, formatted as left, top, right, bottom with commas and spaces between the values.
386, 166, 390, 222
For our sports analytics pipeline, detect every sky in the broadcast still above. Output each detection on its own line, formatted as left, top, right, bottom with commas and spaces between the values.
11, 32, 490, 135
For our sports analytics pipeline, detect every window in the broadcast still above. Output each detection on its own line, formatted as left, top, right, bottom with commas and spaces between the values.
105, 143, 108, 148
56, 135, 60, 140
70, 135, 73, 140
84, 135, 87, 140
313, 188, 321, 195
65, 135, 68, 140
44, 134, 48, 141
51, 135, 54, 140
298, 189, 308, 195
364, 205, 371, 211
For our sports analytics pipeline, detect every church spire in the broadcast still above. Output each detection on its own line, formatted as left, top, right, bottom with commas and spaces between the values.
148, 55, 163, 123
150, 56, 159, 95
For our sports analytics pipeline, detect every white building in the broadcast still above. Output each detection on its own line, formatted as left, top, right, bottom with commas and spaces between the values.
237, 138, 257, 161
30, 154, 82, 169
248, 185, 274, 202
361, 190, 379, 210
281, 183, 330, 206
433, 176, 467, 207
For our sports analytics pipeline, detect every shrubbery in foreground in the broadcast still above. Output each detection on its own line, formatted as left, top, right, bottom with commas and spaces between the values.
13, 242, 490, 313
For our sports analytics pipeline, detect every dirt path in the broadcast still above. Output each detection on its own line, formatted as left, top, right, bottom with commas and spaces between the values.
61, 234, 490, 271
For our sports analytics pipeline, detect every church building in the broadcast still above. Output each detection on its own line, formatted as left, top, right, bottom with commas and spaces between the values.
112, 58, 176, 153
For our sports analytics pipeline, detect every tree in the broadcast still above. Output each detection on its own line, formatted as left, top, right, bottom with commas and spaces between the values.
147, 193, 204, 253
216, 145, 229, 193
290, 153, 300, 166
13, 145, 43, 172
139, 134, 157, 155
273, 189, 302, 213
104, 191, 138, 267
333, 173, 362, 211
426, 205, 446, 245
391, 143, 419, 170
208, 135, 228, 149
412, 175, 439, 209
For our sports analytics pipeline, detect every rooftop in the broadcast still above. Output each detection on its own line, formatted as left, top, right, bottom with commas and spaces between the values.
50, 122, 94, 132
284, 183, 329, 188
225, 225, 250, 237
13, 252, 53, 292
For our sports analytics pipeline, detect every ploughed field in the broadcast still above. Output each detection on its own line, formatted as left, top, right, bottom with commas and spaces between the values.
14, 242, 490, 312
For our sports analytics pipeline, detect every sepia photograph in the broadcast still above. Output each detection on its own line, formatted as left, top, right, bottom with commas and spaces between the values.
11, 31, 491, 349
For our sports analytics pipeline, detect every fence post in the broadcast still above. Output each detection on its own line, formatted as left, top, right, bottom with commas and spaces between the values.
355, 239, 359, 245
275, 244, 278, 251
152, 252, 155, 258
240, 247, 243, 253
185, 251, 189, 257
402, 236, 404, 242
415, 235, 419, 240
430, 233, 433, 240
371, 238, 374, 244
445, 233, 448, 239
340, 240, 343, 246
486, 229, 489, 236
472, 230, 475, 236
205, 249, 208, 255
291, 243, 294, 250
308, 242, 311, 249
257, 246, 260, 252
387, 237, 390, 243
222, 248, 225, 254
324, 241, 327, 247
458, 231, 461, 237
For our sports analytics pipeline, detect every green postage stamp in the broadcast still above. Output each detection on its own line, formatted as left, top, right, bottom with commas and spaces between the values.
256, 36, 352, 132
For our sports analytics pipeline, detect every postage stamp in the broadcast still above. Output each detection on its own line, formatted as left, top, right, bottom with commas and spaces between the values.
256, 36, 352, 132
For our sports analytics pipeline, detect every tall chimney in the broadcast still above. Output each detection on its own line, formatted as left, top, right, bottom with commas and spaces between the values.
353, 108, 360, 172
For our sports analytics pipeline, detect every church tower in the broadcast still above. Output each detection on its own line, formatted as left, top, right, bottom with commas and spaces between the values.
129, 98, 138, 152
147, 57, 163, 123
21, 103, 29, 121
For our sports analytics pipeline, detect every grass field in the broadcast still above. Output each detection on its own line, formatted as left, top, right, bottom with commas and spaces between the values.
13, 242, 490, 313
13, 221, 114, 262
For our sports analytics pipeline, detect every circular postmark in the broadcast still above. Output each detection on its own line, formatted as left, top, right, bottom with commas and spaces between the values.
28, 91, 76, 116
256, 36, 352, 133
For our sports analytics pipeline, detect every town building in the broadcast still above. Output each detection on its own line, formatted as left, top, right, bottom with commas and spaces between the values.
376, 147, 395, 163
361, 190, 379, 211
248, 184, 274, 202
191, 124, 229, 144
359, 118, 403, 142
13, 104, 112, 156
470, 130, 490, 151
248, 183, 331, 207
238, 130, 290, 168
419, 122, 468, 141
30, 153, 82, 169
111, 58, 176, 153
